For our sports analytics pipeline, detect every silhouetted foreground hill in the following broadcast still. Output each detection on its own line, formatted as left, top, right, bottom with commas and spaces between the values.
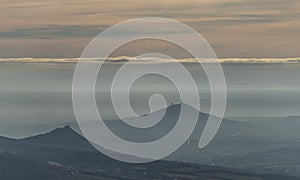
0, 125, 298, 179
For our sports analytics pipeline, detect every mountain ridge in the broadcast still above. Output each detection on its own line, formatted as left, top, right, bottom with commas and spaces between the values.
0, 121, 299, 179
22, 125, 95, 151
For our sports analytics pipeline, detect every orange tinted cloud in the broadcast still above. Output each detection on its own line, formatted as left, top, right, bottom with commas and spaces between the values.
0, 0, 299, 58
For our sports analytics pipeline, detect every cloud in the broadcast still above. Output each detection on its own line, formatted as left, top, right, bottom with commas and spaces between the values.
0, 25, 107, 39
0, 56, 299, 64
219, 0, 299, 9
0, 0, 300, 58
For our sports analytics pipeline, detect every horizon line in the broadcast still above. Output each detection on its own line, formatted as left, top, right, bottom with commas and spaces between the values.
0, 56, 300, 64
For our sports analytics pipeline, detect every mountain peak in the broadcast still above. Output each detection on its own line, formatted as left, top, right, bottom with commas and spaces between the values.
24, 125, 77, 139
22, 125, 94, 151
54, 125, 73, 132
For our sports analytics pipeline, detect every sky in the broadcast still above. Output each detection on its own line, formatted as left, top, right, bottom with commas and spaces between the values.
0, 0, 300, 58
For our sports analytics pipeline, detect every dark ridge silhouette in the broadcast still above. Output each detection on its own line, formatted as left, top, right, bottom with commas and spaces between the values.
0, 123, 298, 179
0, 103, 299, 179
22, 125, 94, 151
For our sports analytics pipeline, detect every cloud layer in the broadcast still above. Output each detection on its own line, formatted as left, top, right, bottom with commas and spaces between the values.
1, 57, 299, 64
0, 0, 299, 58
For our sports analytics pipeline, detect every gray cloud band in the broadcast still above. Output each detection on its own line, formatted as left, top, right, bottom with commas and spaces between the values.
72, 17, 227, 163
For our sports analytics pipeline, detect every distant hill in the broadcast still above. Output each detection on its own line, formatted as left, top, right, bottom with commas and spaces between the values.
0, 103, 299, 179
0, 119, 298, 178
0, 136, 297, 180
102, 103, 249, 142
22, 126, 94, 151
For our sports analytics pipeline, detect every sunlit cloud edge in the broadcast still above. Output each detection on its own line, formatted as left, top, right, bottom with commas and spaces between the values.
0, 56, 300, 64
